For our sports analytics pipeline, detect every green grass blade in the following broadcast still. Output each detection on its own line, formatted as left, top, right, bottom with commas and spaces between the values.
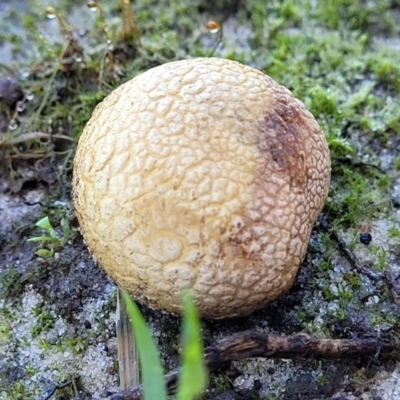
27, 236, 58, 243
176, 293, 207, 400
122, 291, 167, 400
34, 216, 57, 237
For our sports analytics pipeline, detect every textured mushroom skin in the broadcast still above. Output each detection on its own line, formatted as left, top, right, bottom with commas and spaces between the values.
73, 58, 331, 319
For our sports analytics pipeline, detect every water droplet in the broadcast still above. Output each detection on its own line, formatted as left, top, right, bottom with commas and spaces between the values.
78, 28, 87, 37
46, 6, 57, 19
26, 92, 34, 101
20, 68, 30, 79
106, 39, 114, 51
74, 56, 83, 63
16, 101, 25, 112
9, 120, 18, 130
87, 1, 99, 11
205, 20, 221, 33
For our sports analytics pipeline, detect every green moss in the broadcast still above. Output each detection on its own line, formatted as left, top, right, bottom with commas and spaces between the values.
0, 266, 25, 300
394, 157, 400, 170
326, 165, 390, 228
370, 311, 397, 331
59, 336, 90, 355
0, 382, 29, 400
25, 365, 38, 377
0, 320, 11, 346
343, 273, 362, 289
317, 374, 327, 386
313, 0, 397, 34
370, 56, 400, 91
388, 226, 400, 238
31, 305, 56, 336
370, 245, 389, 271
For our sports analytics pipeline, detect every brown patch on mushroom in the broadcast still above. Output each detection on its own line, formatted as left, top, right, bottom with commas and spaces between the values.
260, 100, 307, 189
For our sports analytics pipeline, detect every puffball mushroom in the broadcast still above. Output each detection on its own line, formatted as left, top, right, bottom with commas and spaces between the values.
72, 58, 331, 319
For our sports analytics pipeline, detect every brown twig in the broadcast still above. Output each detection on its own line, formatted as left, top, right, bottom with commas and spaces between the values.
102, 332, 397, 400
384, 270, 400, 307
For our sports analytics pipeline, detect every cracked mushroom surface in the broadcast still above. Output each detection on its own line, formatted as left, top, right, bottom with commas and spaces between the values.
72, 57, 331, 319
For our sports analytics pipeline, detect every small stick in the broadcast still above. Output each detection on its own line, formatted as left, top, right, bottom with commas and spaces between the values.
116, 288, 140, 389
384, 270, 400, 307
102, 331, 397, 400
